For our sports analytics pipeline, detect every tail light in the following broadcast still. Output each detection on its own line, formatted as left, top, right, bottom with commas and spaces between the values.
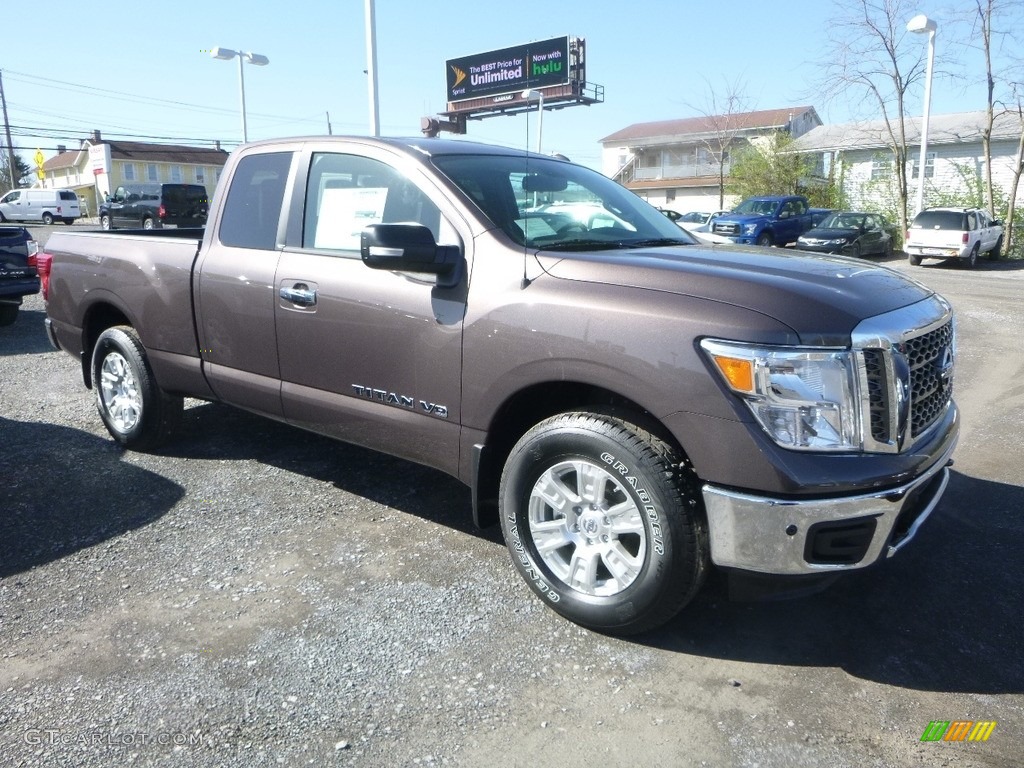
962, 232, 969, 244
37, 252, 53, 301
158, 204, 167, 219
57, 206, 62, 214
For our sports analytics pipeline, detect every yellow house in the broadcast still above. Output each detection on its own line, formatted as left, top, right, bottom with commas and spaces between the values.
39, 131, 229, 217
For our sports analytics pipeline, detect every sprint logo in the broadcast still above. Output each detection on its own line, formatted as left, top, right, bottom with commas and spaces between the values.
920, 720, 996, 742
450, 65, 466, 88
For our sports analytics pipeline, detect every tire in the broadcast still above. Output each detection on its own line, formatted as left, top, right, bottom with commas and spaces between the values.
63, 219, 74, 226
91, 325, 183, 450
0, 304, 18, 327
755, 232, 773, 247
100, 214, 112, 230
42, 212, 54, 226
0, 211, 6, 222
885, 239, 894, 258
965, 243, 979, 269
850, 242, 862, 259
990, 236, 1003, 260
499, 412, 708, 636
908, 254, 922, 266
142, 217, 155, 230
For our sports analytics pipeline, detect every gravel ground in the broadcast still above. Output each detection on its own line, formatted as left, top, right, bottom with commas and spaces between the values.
1, 240, 1023, 767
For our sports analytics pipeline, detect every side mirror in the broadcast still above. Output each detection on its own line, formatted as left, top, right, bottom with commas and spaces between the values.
361, 223, 463, 288
992, 219, 1002, 227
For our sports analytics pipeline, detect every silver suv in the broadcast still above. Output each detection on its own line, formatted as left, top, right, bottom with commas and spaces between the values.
905, 207, 1003, 268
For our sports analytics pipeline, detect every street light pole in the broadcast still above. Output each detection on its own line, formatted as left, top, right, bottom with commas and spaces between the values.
521, 89, 544, 154
907, 15, 937, 216
211, 47, 270, 143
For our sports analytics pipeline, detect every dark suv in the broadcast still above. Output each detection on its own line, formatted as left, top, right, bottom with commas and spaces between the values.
99, 183, 209, 230
0, 226, 40, 326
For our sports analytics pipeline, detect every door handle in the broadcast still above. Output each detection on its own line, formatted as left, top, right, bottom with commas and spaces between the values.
279, 285, 317, 306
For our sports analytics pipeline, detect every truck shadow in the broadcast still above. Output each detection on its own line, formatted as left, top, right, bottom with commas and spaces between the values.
649, 469, 1024, 695
167, 401, 500, 544
0, 309, 54, 356
0, 416, 185, 577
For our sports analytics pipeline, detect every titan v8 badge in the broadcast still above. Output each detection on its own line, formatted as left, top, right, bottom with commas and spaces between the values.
351, 385, 448, 418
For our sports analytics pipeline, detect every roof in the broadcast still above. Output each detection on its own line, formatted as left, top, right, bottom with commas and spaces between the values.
42, 139, 229, 172
600, 106, 819, 145
790, 109, 1023, 153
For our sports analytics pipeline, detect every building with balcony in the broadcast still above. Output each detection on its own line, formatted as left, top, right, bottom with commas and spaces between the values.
599, 106, 822, 213
38, 131, 229, 217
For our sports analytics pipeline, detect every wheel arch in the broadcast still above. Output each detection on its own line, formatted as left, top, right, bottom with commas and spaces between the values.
80, 300, 134, 388
470, 380, 689, 528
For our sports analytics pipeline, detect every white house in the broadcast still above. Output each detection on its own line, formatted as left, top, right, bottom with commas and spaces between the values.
790, 110, 1022, 214
599, 106, 822, 212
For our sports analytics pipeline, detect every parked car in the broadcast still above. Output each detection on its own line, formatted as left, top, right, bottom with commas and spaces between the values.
40, 136, 958, 636
689, 210, 731, 233
658, 208, 685, 222
796, 212, 894, 258
711, 196, 831, 246
0, 226, 40, 326
99, 183, 209, 230
905, 207, 1003, 268
0, 188, 81, 225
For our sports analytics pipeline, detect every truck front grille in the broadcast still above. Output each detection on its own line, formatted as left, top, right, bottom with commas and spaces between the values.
853, 297, 955, 453
712, 222, 739, 236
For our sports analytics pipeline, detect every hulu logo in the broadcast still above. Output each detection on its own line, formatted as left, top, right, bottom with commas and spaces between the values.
532, 61, 562, 76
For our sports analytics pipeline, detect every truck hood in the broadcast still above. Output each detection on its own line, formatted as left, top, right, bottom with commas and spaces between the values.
536, 244, 933, 346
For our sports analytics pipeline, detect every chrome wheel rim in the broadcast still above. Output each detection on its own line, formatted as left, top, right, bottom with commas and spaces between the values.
99, 351, 142, 433
527, 459, 647, 597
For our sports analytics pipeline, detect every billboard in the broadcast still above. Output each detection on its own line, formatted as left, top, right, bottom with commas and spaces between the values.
446, 36, 570, 103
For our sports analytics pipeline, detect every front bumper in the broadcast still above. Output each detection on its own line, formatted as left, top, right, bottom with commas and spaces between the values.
702, 433, 957, 575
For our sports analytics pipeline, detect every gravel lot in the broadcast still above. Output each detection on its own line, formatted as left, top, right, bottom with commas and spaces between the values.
2, 229, 1022, 766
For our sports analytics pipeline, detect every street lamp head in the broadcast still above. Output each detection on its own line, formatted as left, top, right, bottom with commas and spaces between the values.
521, 89, 541, 102
210, 47, 238, 61
244, 53, 270, 66
906, 14, 937, 34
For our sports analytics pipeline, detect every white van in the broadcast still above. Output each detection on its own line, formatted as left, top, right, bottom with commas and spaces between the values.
0, 188, 82, 225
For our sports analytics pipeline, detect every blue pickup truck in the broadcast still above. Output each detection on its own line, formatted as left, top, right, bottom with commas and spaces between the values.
711, 195, 831, 247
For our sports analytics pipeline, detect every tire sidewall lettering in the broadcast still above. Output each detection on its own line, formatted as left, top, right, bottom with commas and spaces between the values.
600, 450, 665, 556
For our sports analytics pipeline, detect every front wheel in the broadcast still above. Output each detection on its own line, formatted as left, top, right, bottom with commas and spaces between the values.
100, 214, 112, 230
42, 212, 54, 225
92, 326, 182, 450
499, 412, 708, 635
755, 232, 773, 247
142, 217, 156, 230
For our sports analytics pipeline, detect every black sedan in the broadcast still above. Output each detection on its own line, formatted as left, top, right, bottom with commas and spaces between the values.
795, 212, 894, 257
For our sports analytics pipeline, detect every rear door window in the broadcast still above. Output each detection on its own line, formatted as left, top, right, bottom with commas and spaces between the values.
912, 211, 966, 230
219, 152, 292, 249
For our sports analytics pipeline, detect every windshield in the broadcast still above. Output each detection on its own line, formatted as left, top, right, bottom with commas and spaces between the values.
732, 199, 778, 216
431, 154, 696, 250
820, 213, 865, 229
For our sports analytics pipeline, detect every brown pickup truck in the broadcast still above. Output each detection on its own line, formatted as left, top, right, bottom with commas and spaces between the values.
40, 137, 959, 635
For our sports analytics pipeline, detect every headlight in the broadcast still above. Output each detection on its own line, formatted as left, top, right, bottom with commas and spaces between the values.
742, 224, 758, 235
701, 339, 860, 451
827, 238, 850, 247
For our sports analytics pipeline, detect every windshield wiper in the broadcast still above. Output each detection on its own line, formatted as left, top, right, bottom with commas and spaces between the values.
537, 239, 626, 252
616, 238, 694, 248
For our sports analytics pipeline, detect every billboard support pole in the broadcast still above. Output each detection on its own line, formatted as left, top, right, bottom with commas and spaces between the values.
365, 0, 380, 137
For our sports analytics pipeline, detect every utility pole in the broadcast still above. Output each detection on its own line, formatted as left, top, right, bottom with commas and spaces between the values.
326, 111, 333, 135
365, 0, 380, 136
0, 70, 18, 189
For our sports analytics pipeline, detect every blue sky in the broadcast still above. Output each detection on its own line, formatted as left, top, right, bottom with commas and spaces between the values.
2, 0, 1018, 171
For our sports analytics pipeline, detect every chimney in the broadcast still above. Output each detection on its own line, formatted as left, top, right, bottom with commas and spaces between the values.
57, 145, 67, 154
215, 140, 221, 151
92, 129, 102, 142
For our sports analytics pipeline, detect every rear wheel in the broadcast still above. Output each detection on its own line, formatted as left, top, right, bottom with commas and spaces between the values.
966, 243, 979, 268
499, 412, 708, 636
42, 212, 54, 225
92, 325, 182, 450
0, 304, 19, 327
909, 254, 922, 266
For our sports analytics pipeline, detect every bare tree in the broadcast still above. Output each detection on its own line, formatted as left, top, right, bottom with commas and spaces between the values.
1003, 89, 1024, 253
816, 0, 929, 238
683, 78, 751, 210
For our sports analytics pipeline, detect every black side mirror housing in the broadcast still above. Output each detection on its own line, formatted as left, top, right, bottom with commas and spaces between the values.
361, 223, 464, 288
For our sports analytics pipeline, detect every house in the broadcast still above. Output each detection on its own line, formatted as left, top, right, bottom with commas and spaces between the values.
38, 131, 229, 217
599, 106, 822, 212
789, 110, 1023, 213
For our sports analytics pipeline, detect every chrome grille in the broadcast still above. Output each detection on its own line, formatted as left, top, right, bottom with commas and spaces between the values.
712, 222, 739, 236
905, 321, 954, 437
852, 296, 955, 453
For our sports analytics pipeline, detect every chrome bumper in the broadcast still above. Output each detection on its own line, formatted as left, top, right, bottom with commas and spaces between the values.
702, 436, 957, 575
44, 317, 61, 351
